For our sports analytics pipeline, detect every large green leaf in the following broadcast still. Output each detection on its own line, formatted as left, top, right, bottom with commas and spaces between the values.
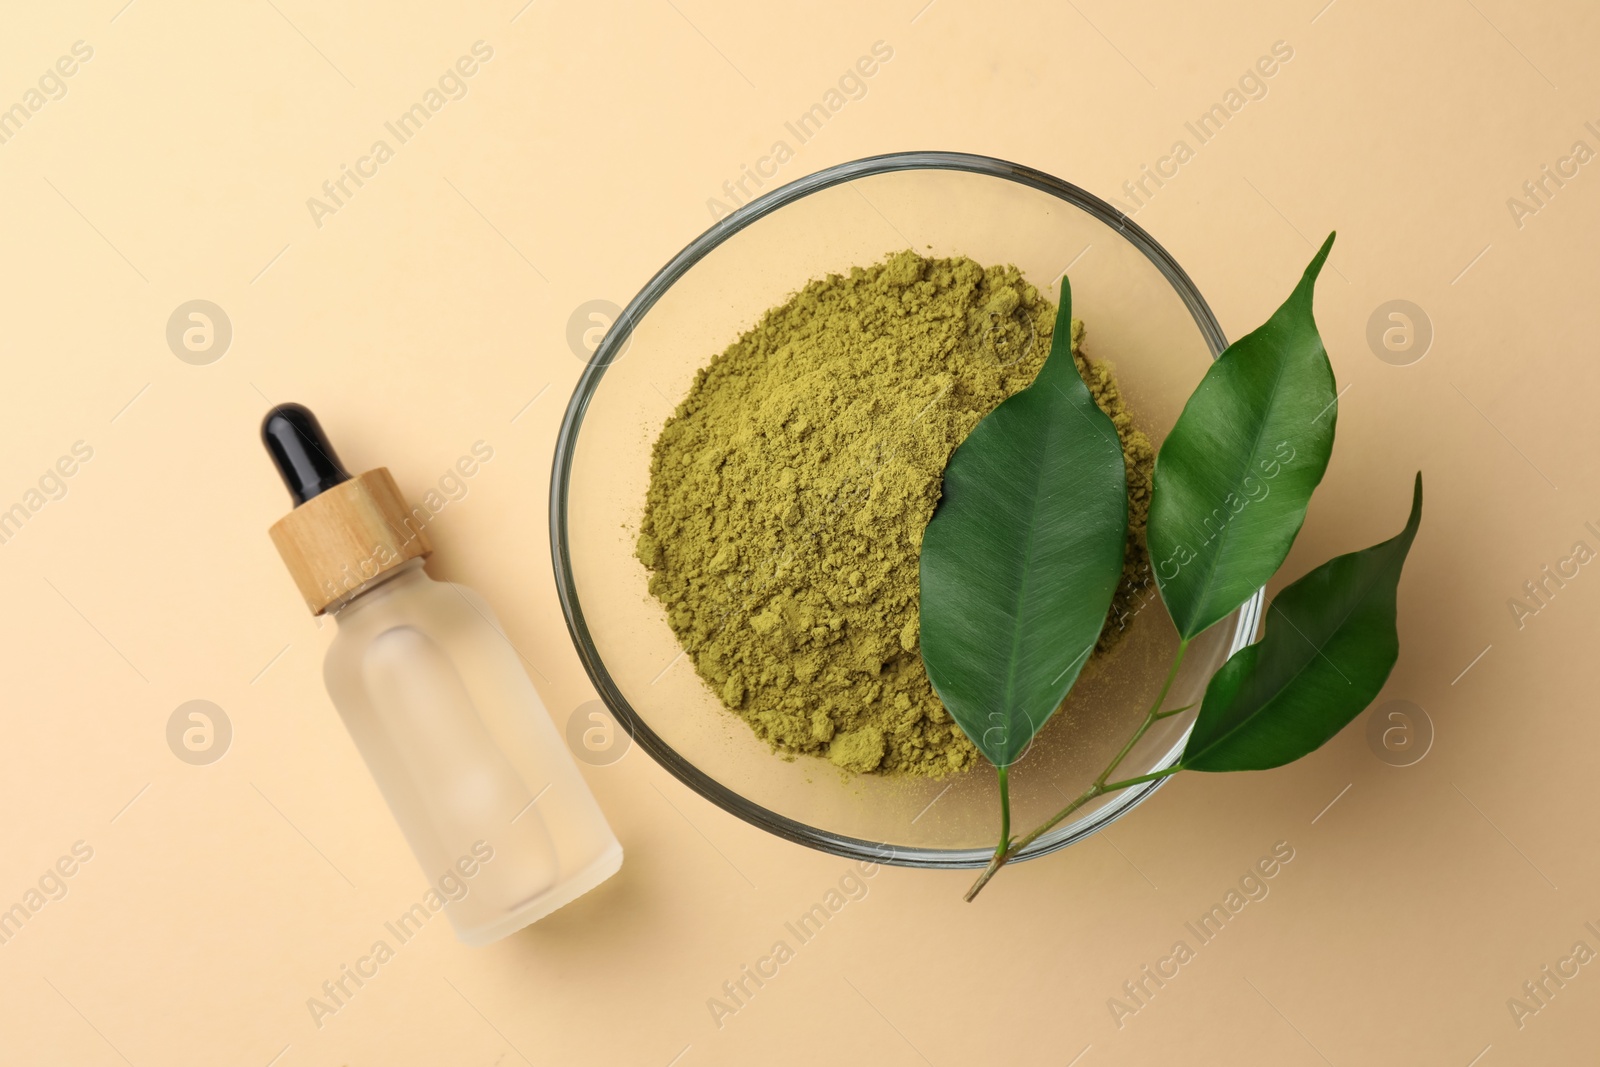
1181, 474, 1423, 772
1148, 234, 1340, 640
919, 277, 1128, 768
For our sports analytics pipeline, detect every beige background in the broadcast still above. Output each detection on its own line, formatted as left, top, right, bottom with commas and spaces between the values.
1, 0, 1595, 1064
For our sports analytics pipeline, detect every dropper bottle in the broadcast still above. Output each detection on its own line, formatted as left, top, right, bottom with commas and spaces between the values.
262, 403, 622, 943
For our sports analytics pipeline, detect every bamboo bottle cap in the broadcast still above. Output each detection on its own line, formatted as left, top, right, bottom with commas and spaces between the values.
269, 468, 431, 614
263, 404, 431, 615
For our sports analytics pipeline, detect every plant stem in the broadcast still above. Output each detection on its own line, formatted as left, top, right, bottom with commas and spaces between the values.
963, 639, 1192, 903
964, 780, 1100, 902
1103, 766, 1183, 791
1098, 639, 1189, 786
994, 764, 1011, 860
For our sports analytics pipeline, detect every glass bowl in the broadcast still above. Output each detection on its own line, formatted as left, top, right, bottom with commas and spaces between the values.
551, 152, 1261, 869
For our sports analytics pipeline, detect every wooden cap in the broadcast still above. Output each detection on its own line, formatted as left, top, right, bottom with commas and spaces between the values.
268, 468, 431, 615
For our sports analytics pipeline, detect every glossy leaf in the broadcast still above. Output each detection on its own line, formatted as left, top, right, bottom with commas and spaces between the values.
1181, 474, 1423, 772
1148, 234, 1340, 640
919, 277, 1128, 768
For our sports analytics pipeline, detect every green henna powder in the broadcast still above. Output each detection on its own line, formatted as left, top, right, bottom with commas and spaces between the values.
636, 250, 1154, 777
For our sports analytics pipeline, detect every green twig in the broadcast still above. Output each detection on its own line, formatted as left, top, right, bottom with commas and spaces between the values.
1098, 639, 1189, 786
964, 639, 1191, 902
994, 764, 1011, 860
1103, 766, 1183, 791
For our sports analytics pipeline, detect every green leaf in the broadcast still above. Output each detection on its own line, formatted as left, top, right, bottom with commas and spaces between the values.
1180, 473, 1423, 772
919, 277, 1128, 768
1148, 234, 1340, 640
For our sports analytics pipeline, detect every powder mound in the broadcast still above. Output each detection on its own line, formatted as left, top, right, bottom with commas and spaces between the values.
637, 250, 1154, 777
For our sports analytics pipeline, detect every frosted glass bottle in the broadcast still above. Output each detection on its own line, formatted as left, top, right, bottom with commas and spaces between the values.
264, 403, 621, 944
323, 559, 621, 942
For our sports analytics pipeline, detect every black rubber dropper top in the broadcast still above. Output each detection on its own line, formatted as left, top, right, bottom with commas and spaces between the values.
262, 403, 351, 506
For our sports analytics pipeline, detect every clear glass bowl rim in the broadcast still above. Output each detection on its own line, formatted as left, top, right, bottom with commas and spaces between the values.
549, 150, 1262, 869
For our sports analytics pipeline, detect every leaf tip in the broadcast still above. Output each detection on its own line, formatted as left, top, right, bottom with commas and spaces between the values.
1303, 232, 1336, 286
1035, 270, 1080, 388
